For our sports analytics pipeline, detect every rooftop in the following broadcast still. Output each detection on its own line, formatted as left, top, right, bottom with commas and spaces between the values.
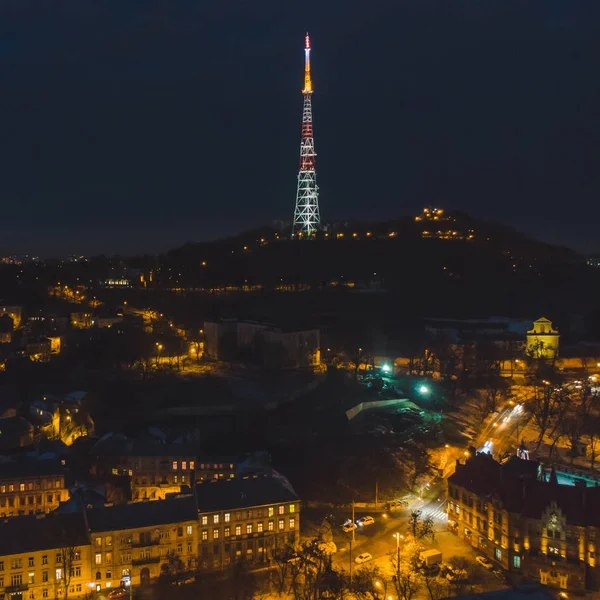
195, 474, 299, 513
450, 454, 600, 527
86, 495, 197, 533
0, 512, 88, 556
0, 457, 64, 480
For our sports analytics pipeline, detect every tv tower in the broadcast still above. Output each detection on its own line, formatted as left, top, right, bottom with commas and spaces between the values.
292, 32, 321, 237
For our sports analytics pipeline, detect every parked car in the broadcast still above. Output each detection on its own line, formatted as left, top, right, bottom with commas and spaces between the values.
447, 569, 468, 583
476, 556, 494, 570
493, 569, 509, 583
355, 553, 373, 564
342, 520, 357, 533
357, 516, 375, 527
109, 589, 128, 600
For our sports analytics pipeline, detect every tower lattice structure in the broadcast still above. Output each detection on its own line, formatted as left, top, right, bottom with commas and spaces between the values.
292, 32, 321, 236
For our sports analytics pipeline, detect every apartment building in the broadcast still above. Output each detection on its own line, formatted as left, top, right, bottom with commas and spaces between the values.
0, 459, 69, 517
195, 474, 300, 570
85, 495, 198, 589
0, 512, 91, 600
448, 453, 600, 593
91, 436, 239, 500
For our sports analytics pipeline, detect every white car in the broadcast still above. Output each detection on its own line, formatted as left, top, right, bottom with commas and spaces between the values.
355, 553, 373, 564
342, 520, 357, 533
476, 556, 494, 570
357, 516, 375, 527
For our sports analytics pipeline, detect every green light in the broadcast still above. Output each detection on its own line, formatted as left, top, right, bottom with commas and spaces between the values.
418, 385, 430, 395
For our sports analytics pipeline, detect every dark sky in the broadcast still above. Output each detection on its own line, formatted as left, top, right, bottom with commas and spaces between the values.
0, 0, 599, 256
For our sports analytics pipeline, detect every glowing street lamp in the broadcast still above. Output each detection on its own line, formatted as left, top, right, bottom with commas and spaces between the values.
418, 384, 430, 395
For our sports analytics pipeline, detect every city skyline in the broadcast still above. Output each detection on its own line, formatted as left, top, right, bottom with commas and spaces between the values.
0, 1, 598, 255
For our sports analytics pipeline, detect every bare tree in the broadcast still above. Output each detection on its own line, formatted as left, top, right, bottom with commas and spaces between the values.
55, 535, 77, 600
407, 510, 436, 544
391, 568, 420, 600
270, 544, 296, 596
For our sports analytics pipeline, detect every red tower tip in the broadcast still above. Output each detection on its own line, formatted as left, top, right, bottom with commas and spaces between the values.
305, 32, 311, 49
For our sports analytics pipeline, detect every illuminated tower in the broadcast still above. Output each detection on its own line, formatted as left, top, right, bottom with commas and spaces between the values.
292, 32, 321, 236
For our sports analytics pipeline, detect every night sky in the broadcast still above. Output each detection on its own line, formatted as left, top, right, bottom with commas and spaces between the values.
0, 0, 599, 256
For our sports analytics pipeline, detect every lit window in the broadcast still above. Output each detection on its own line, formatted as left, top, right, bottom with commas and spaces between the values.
268, 507, 274, 517
214, 529, 220, 540
235, 525, 241, 536
224, 527, 230, 537
494, 548, 502, 561
95, 554, 102, 565
290, 518, 295, 530
213, 514, 219, 524
246, 524, 252, 534
182, 462, 187, 470
55, 569, 62, 581
278, 519, 284, 531
257, 522, 263, 533
224, 513, 230, 523
174, 476, 178, 484
268, 521, 274, 531
95, 537, 102, 547
172, 461, 177, 470
190, 461, 195, 470
513, 555, 521, 568
290, 504, 295, 513
201, 516, 208, 526
201, 530, 208, 541
278, 506, 284, 515
28, 573, 35, 584
105, 536, 112, 547
186, 525, 193, 535
20, 483, 25, 492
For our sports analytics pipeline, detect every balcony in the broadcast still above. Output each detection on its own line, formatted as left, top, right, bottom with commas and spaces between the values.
6, 584, 29, 593
132, 539, 160, 548
132, 556, 160, 566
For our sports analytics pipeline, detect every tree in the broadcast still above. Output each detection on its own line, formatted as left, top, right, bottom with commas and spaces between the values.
391, 567, 420, 600
351, 565, 389, 600
270, 545, 296, 596
407, 510, 435, 544
56, 535, 77, 600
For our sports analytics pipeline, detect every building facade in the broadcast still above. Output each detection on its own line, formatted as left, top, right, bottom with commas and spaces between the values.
85, 495, 199, 590
526, 317, 559, 359
0, 460, 69, 517
195, 475, 300, 571
0, 513, 91, 600
448, 454, 600, 592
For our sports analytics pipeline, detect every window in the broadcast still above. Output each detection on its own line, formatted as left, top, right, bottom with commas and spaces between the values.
74, 567, 81, 577
11, 574, 23, 586
257, 522, 263, 533
513, 555, 521, 568
8, 485, 14, 492
96, 572, 101, 581
223, 512, 231, 523
75, 585, 81, 593
28, 573, 35, 584
174, 476, 178, 484
202, 530, 208, 541
182, 462, 187, 470
187, 525, 193, 535
177, 544, 182, 554
172, 461, 178, 470
213, 515, 219, 525
42, 572, 48, 583
177, 527, 183, 537
55, 569, 62, 581
224, 527, 230, 537
74, 550, 80, 561
235, 525, 241, 536
11, 559, 22, 569
290, 504, 295, 513
0, 561, 3, 571
46, 494, 53, 504
95, 554, 102, 565
494, 548, 502, 561
95, 537, 102, 547
278, 506, 284, 515
278, 519, 285, 531
214, 529, 220, 540
20, 483, 25, 492
268, 507, 274, 517
190, 461, 195, 470
246, 524, 253, 534
28, 557, 34, 567
290, 518, 296, 530
268, 521, 274, 531
201, 516, 208, 526
56, 553, 63, 564
55, 480, 60, 489
106, 553, 112, 564
187, 542, 193, 553
105, 536, 112, 546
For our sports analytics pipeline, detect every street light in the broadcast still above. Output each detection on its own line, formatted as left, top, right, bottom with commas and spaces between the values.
393, 533, 403, 578
418, 384, 430, 395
